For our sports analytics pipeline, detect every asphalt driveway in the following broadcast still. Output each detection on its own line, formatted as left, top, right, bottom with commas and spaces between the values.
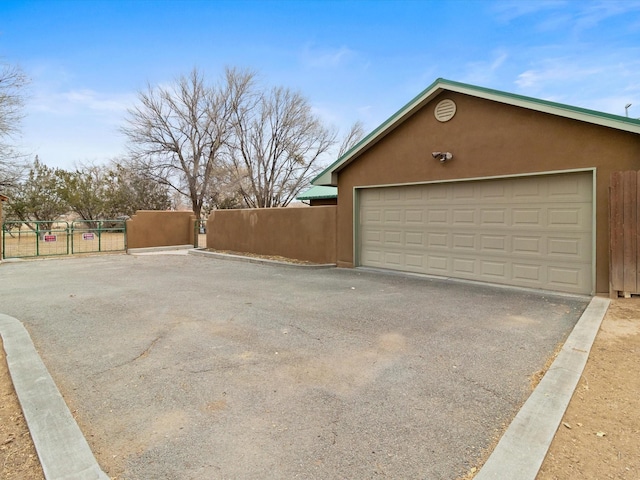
0, 254, 588, 479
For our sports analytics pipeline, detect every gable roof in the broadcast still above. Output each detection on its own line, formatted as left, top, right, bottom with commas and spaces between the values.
296, 185, 337, 201
313, 78, 640, 186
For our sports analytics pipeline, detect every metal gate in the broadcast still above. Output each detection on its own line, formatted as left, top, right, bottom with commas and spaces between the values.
2, 219, 127, 259
194, 219, 207, 248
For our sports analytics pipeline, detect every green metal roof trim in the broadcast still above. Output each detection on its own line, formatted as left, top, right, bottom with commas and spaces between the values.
296, 185, 338, 200
313, 78, 640, 186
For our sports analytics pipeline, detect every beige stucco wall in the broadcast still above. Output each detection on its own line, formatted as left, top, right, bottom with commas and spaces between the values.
336, 91, 640, 294
207, 206, 337, 264
126, 210, 196, 249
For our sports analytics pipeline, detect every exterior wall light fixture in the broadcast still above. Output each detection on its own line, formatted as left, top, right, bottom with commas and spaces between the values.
432, 151, 453, 163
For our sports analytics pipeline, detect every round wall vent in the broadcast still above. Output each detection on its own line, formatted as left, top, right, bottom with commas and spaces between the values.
434, 99, 457, 122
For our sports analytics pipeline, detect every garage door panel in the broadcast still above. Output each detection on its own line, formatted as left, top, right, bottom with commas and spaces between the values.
405, 232, 424, 246
453, 186, 476, 200
405, 254, 424, 267
453, 257, 476, 274
384, 209, 402, 222
427, 184, 449, 201
512, 263, 543, 283
383, 189, 401, 201
359, 172, 593, 294
384, 231, 402, 244
481, 261, 507, 278
453, 234, 475, 250
362, 227, 382, 244
427, 232, 449, 248
480, 235, 508, 253
548, 175, 590, 199
512, 209, 542, 226
548, 267, 581, 287
480, 208, 508, 226
512, 236, 542, 255
478, 182, 508, 200
384, 252, 402, 265
405, 186, 424, 200
362, 249, 382, 265
453, 209, 476, 224
427, 255, 449, 272
548, 205, 591, 229
428, 209, 449, 223
362, 207, 382, 222
405, 209, 424, 223
512, 179, 542, 199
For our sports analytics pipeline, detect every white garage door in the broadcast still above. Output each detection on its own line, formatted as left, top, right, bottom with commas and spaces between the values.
358, 172, 593, 294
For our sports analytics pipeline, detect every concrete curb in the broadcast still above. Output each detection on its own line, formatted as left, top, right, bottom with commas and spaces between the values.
127, 244, 193, 254
188, 248, 337, 269
0, 314, 109, 480
474, 296, 610, 479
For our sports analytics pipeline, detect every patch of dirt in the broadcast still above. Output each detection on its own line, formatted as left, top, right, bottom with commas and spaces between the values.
536, 298, 640, 479
0, 339, 45, 480
458, 297, 640, 480
205, 248, 320, 265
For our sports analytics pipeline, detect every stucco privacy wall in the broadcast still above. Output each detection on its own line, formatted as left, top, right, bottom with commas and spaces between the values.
126, 210, 196, 249
336, 91, 640, 294
207, 206, 337, 264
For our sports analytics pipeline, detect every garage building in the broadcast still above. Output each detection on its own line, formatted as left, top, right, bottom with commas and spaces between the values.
313, 79, 640, 295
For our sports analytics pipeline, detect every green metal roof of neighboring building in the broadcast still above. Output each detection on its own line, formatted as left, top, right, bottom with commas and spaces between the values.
296, 185, 338, 200
313, 77, 640, 186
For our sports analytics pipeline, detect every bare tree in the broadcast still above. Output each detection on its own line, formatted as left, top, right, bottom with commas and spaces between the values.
122, 68, 254, 218
0, 62, 29, 188
228, 85, 337, 208
337, 120, 365, 158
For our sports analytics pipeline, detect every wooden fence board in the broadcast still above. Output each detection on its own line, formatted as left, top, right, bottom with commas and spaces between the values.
610, 172, 624, 296
610, 170, 640, 297
637, 171, 640, 290
623, 171, 637, 292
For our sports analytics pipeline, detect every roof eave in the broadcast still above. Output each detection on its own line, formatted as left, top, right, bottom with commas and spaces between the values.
312, 79, 447, 187
312, 78, 640, 187
441, 79, 640, 134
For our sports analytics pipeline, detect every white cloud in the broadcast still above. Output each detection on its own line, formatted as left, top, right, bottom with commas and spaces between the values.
30, 88, 134, 117
493, 0, 640, 34
515, 60, 602, 90
462, 50, 510, 85
573, 1, 640, 31
512, 54, 640, 115
300, 44, 357, 69
492, 0, 568, 23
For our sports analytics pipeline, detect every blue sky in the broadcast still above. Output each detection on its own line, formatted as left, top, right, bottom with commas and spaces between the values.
2, 0, 640, 170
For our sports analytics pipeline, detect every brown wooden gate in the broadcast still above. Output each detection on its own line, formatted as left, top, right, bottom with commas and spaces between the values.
609, 171, 640, 298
